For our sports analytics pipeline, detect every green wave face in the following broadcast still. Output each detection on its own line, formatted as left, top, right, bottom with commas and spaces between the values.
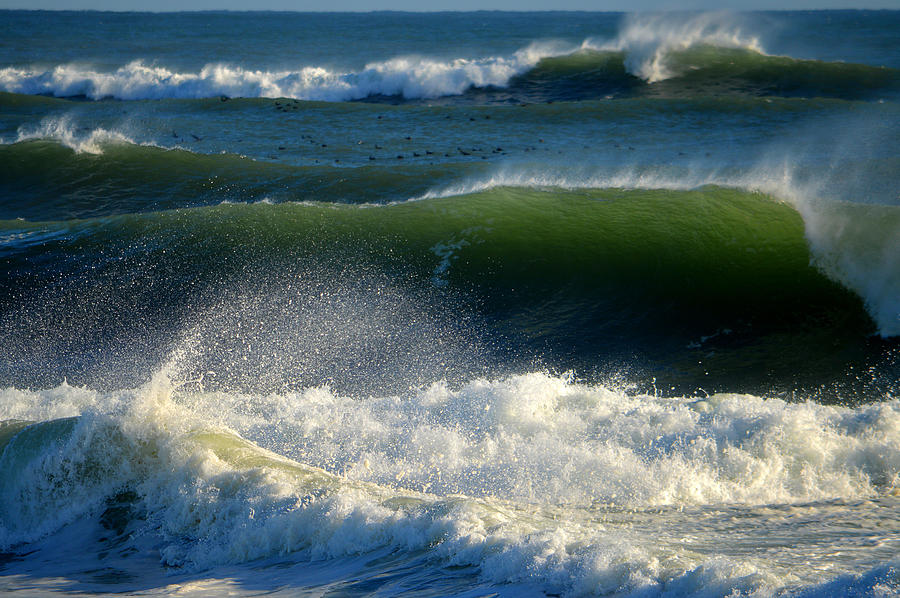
0, 185, 824, 303
1, 186, 887, 398
660, 46, 900, 99
507, 50, 642, 101
507, 48, 900, 102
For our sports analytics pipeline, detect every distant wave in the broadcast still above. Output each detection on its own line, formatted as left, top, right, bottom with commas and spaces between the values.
0, 45, 553, 102
2, 14, 895, 102
0, 121, 476, 219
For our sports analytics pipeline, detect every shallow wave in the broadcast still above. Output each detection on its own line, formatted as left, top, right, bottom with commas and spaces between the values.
0, 129, 476, 221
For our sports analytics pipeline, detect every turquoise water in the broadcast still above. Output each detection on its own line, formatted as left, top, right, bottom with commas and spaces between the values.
1, 9, 899, 597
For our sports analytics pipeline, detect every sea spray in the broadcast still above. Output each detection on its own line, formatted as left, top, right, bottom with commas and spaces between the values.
12, 115, 141, 155
588, 11, 765, 82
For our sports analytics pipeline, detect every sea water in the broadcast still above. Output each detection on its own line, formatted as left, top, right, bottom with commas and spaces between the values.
0, 9, 899, 597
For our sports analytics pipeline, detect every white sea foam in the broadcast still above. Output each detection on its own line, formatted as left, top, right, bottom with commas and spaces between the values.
1, 373, 899, 595
0, 45, 564, 102
189, 374, 900, 507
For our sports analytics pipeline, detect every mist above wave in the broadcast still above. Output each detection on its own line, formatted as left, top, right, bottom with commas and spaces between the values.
587, 11, 765, 83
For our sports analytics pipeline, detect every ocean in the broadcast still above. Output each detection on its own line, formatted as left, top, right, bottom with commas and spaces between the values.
1, 9, 899, 597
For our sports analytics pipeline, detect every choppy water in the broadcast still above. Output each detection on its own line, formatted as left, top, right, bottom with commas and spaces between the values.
1, 9, 899, 597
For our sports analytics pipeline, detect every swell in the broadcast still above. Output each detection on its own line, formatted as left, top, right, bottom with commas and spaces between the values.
0, 139, 476, 220
1, 187, 893, 398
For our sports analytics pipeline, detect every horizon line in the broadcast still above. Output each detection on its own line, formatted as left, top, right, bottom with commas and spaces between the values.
1, 7, 898, 13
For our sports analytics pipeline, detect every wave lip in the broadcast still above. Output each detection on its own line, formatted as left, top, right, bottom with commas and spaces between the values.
9, 115, 141, 155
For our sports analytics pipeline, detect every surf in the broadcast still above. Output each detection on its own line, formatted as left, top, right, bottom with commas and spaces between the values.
1, 372, 899, 595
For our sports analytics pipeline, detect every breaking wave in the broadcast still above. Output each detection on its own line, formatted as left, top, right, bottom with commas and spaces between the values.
2, 14, 896, 103
0, 372, 898, 595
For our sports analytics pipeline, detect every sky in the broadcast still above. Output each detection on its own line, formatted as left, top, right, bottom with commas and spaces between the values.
1, 0, 898, 10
